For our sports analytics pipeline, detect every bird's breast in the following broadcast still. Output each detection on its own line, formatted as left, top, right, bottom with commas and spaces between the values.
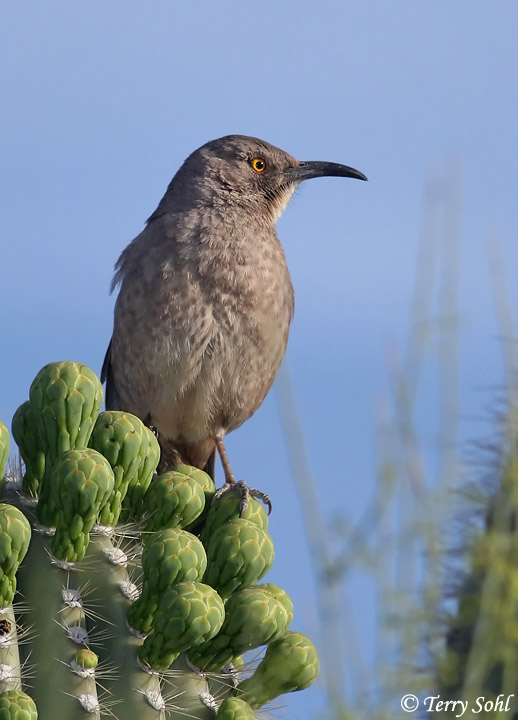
112, 219, 294, 441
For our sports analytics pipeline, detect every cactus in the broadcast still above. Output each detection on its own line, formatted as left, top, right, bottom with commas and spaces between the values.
203, 519, 274, 601
0, 504, 31, 607
88, 410, 158, 526
0, 690, 38, 720
201, 492, 269, 542
0, 361, 319, 719
28, 362, 104, 526
216, 698, 256, 720
235, 631, 320, 709
0, 422, 9, 494
142, 469, 213, 532
436, 439, 518, 712
138, 581, 225, 671
11, 402, 45, 498
29, 361, 103, 459
127, 528, 207, 634
49, 448, 115, 563
188, 583, 294, 671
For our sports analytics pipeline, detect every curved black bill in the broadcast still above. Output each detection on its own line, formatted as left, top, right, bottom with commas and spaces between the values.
284, 160, 367, 183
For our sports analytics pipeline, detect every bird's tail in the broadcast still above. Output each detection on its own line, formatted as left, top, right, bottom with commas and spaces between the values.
100, 339, 119, 410
203, 448, 216, 481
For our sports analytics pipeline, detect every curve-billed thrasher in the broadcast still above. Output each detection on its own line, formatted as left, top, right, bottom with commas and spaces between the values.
102, 135, 366, 507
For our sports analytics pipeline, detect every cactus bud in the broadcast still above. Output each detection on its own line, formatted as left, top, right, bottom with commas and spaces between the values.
0, 504, 31, 607
89, 410, 158, 526
203, 519, 274, 600
143, 470, 208, 532
189, 583, 293, 671
128, 529, 207, 633
201, 491, 268, 544
0, 690, 38, 720
30, 362, 103, 524
236, 631, 320, 708
11, 403, 45, 498
119, 424, 160, 522
0, 422, 10, 491
217, 697, 255, 719
48, 449, 114, 562
138, 581, 225, 671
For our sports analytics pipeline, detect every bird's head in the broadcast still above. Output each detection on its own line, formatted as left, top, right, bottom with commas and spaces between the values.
150, 135, 366, 223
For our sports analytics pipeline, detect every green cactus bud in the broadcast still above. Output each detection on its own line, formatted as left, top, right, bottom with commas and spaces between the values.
89, 410, 157, 526
74, 648, 98, 670
201, 492, 268, 545
189, 583, 293, 671
11, 402, 45, 498
173, 465, 215, 528
0, 422, 9, 490
119, 425, 160, 522
203, 519, 274, 600
47, 449, 114, 563
143, 470, 208, 532
0, 504, 31, 607
30, 362, 103, 524
0, 690, 37, 720
216, 697, 255, 720
29, 361, 103, 457
236, 631, 320, 709
138, 581, 225, 671
127, 529, 207, 633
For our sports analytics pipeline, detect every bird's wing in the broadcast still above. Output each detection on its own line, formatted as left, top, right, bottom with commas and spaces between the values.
101, 339, 119, 410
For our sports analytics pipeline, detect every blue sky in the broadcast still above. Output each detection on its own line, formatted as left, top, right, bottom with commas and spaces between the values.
2, 3, 518, 717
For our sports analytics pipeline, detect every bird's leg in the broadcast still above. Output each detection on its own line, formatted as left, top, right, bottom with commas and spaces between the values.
212, 435, 271, 515
214, 436, 236, 485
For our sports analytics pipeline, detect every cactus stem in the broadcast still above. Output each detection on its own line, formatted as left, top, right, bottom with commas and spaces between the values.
53, 558, 78, 572
157, 656, 223, 718
69, 659, 96, 679
199, 691, 218, 711
76, 693, 100, 714
141, 686, 166, 712
120, 580, 140, 602
80, 532, 167, 719
103, 546, 128, 567
0, 607, 21, 694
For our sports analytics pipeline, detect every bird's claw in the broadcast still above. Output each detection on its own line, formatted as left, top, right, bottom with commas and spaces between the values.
212, 480, 272, 516
248, 486, 272, 515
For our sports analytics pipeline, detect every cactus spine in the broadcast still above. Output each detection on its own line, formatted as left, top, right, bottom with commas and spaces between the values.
0, 361, 319, 719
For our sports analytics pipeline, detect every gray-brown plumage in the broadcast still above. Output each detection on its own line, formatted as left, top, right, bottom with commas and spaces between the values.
102, 135, 366, 498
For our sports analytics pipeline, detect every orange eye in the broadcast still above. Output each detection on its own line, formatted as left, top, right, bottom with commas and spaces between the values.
251, 157, 266, 172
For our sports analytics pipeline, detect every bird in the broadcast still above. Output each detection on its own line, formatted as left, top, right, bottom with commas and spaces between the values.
102, 134, 366, 511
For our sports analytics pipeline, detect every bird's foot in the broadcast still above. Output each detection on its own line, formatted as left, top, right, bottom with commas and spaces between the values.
213, 435, 272, 515
212, 479, 272, 516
